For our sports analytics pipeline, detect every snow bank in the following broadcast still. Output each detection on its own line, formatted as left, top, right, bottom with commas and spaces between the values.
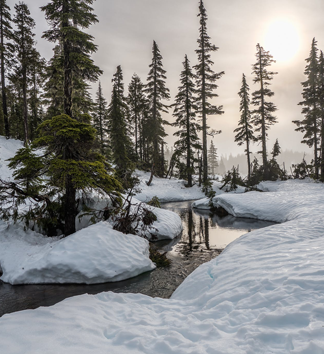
134, 170, 205, 202
1, 179, 324, 353
192, 180, 246, 210
0, 221, 155, 285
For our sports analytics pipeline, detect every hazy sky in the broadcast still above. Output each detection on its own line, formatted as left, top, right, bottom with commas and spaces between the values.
7, 0, 324, 156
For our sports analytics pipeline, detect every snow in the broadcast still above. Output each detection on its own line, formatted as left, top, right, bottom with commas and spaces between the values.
0, 136, 23, 180
134, 170, 205, 202
0, 138, 181, 286
2, 179, 324, 353
0, 221, 155, 285
192, 180, 246, 210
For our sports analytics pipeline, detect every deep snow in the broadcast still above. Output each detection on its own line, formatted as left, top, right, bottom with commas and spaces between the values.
134, 170, 206, 202
1, 178, 324, 353
0, 138, 182, 285
0, 221, 155, 285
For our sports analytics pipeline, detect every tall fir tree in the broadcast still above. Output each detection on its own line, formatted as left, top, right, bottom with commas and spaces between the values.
194, 0, 224, 184
12, 2, 36, 145
127, 73, 147, 161
251, 43, 278, 180
0, 0, 14, 138
107, 86, 131, 178
41, 0, 102, 235
318, 50, 324, 180
28, 48, 46, 141
207, 140, 218, 176
172, 55, 201, 187
145, 40, 170, 177
41, 0, 102, 118
93, 81, 109, 155
293, 38, 320, 179
234, 73, 256, 183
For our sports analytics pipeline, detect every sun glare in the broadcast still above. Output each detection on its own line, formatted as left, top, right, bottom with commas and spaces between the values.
264, 19, 300, 62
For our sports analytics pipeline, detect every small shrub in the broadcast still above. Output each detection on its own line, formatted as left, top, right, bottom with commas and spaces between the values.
149, 245, 171, 267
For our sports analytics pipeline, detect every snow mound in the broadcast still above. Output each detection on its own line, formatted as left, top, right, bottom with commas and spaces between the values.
134, 170, 205, 202
0, 221, 155, 285
0, 136, 23, 180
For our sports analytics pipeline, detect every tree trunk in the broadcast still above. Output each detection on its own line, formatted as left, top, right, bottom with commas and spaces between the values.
258, 47, 268, 180
146, 163, 154, 186
64, 175, 76, 236
0, 14, 9, 138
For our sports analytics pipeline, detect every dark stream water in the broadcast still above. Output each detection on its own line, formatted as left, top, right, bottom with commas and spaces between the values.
0, 201, 274, 317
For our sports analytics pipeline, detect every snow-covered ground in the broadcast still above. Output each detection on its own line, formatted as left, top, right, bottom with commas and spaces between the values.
1, 178, 324, 353
134, 170, 206, 202
0, 221, 155, 285
0, 138, 181, 285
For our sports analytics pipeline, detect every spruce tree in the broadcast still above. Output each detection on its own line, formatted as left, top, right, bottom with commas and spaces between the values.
172, 55, 201, 187
12, 2, 36, 145
207, 140, 218, 176
43, 45, 64, 118
145, 40, 170, 177
318, 50, 324, 180
93, 81, 109, 155
0, 0, 14, 138
1, 114, 122, 236
107, 86, 131, 178
194, 0, 224, 184
41, 0, 102, 118
251, 43, 278, 180
293, 38, 320, 179
127, 73, 147, 161
29, 48, 46, 141
234, 73, 256, 183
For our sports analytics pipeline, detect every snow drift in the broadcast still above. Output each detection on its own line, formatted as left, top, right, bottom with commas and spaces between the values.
1, 179, 324, 353
0, 221, 155, 285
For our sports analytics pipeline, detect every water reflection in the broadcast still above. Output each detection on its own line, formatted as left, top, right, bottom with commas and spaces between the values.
0, 200, 275, 317
162, 201, 275, 250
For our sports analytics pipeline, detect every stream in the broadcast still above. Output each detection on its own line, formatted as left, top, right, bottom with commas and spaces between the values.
0, 200, 274, 317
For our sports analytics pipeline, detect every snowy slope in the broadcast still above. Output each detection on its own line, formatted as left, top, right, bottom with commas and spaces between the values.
1, 179, 324, 353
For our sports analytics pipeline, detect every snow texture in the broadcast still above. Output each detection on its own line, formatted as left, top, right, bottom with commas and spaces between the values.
1, 179, 324, 353
134, 170, 205, 202
0, 221, 155, 285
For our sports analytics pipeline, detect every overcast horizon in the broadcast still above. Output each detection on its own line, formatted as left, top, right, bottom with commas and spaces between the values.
7, 0, 324, 157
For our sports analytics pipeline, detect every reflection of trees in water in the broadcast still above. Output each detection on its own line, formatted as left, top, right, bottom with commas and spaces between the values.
181, 208, 211, 251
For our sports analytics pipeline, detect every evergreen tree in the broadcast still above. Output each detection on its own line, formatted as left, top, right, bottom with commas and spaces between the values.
28, 48, 46, 141
93, 81, 109, 155
194, 0, 224, 184
271, 138, 281, 159
1, 114, 122, 236
0, 0, 14, 138
207, 140, 218, 176
145, 40, 170, 177
107, 86, 131, 178
172, 55, 201, 186
41, 0, 102, 118
234, 73, 256, 183
127, 73, 147, 161
43, 45, 64, 118
12, 2, 36, 145
251, 43, 278, 180
318, 50, 324, 180
293, 38, 320, 179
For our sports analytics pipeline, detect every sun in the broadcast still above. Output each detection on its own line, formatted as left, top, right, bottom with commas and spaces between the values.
264, 19, 300, 62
